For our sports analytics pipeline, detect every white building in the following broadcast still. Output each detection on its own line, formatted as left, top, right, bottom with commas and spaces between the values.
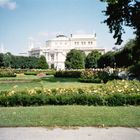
29, 34, 105, 70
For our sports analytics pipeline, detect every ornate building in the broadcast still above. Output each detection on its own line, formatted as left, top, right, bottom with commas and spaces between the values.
29, 34, 105, 70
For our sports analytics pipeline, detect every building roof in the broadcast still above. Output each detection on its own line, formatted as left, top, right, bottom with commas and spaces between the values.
72, 34, 96, 39
51, 35, 69, 41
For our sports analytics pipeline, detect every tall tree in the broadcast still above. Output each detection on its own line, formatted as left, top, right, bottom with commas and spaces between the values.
101, 0, 140, 45
65, 49, 85, 69
0, 53, 4, 67
3, 52, 12, 68
85, 50, 101, 68
37, 55, 48, 69
98, 51, 115, 68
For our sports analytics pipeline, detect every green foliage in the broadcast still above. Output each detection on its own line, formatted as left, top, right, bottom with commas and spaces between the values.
24, 69, 56, 76
79, 69, 101, 83
3, 52, 12, 67
0, 69, 16, 77
0, 53, 4, 67
129, 61, 140, 77
101, 0, 140, 45
85, 50, 101, 68
98, 51, 115, 68
37, 55, 49, 69
0, 52, 39, 69
46, 69, 56, 75
24, 72, 38, 75
54, 70, 82, 78
0, 80, 140, 106
79, 69, 119, 83
65, 49, 85, 69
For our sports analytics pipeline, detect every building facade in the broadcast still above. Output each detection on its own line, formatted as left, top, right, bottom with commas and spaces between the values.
29, 34, 105, 70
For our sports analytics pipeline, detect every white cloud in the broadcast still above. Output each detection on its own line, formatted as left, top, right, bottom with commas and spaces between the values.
0, 0, 17, 10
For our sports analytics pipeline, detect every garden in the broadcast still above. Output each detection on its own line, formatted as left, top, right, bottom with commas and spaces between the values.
0, 68, 140, 106
0, 68, 140, 127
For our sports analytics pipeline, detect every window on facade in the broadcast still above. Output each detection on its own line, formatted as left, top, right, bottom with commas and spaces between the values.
51, 54, 54, 61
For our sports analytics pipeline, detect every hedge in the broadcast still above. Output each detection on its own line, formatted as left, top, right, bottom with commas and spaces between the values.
24, 69, 56, 76
54, 70, 82, 78
0, 80, 140, 106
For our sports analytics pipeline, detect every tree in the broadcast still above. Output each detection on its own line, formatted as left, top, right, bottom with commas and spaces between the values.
0, 53, 4, 67
101, 0, 140, 45
3, 52, 12, 68
65, 49, 85, 69
98, 51, 115, 68
85, 50, 101, 68
37, 55, 48, 69
115, 39, 134, 67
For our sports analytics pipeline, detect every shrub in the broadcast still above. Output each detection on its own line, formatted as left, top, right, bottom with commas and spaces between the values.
79, 69, 101, 83
0, 80, 140, 106
46, 70, 56, 75
0, 69, 16, 77
54, 70, 82, 78
24, 69, 56, 76
24, 72, 38, 75
129, 61, 140, 77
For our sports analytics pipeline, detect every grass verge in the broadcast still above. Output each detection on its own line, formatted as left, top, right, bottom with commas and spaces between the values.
0, 106, 140, 127
0, 76, 97, 91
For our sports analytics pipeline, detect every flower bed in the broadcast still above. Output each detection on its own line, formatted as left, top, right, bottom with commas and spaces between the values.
0, 80, 140, 106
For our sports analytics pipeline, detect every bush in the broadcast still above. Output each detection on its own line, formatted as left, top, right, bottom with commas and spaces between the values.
54, 70, 82, 78
46, 70, 56, 75
0, 80, 140, 106
79, 69, 120, 83
0, 69, 16, 77
129, 61, 140, 77
79, 69, 101, 83
24, 72, 38, 75
24, 69, 56, 76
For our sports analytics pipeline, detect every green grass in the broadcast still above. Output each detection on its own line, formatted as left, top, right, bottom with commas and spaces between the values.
0, 75, 98, 91
0, 106, 140, 127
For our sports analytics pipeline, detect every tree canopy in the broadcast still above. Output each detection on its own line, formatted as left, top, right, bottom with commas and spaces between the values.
101, 0, 140, 45
37, 55, 49, 69
65, 49, 85, 69
85, 50, 101, 68
98, 51, 115, 68
0, 53, 40, 69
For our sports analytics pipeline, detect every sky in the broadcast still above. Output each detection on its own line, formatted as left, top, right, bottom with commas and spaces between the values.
0, 0, 135, 55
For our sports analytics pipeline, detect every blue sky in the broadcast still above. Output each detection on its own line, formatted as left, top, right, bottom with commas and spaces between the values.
0, 0, 135, 55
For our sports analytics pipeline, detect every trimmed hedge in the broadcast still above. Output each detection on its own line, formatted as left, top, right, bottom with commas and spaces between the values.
0, 91, 139, 106
0, 80, 140, 106
54, 70, 82, 78
24, 70, 56, 76
24, 72, 38, 75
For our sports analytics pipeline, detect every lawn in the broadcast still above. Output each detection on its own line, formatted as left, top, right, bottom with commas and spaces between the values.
0, 75, 98, 91
0, 106, 140, 127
